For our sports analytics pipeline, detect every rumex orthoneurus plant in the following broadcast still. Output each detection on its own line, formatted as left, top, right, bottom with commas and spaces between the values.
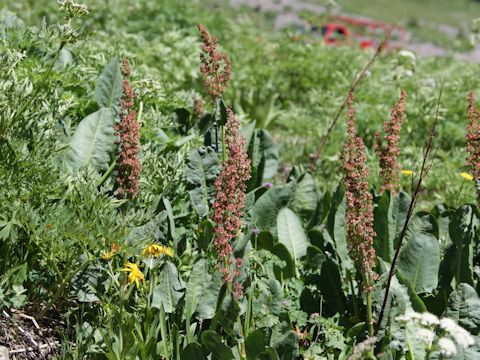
375, 90, 407, 195
198, 24, 232, 101
466, 92, 480, 205
212, 108, 251, 298
340, 92, 377, 338
115, 59, 141, 199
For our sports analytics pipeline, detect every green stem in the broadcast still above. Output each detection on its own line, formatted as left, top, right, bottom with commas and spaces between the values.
159, 304, 170, 359
221, 125, 226, 162
98, 159, 117, 188
348, 271, 360, 322
238, 317, 247, 360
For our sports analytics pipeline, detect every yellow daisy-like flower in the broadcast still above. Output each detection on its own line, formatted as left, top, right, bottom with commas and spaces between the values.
401, 170, 413, 176
101, 251, 114, 260
121, 262, 145, 288
142, 244, 174, 258
460, 172, 474, 181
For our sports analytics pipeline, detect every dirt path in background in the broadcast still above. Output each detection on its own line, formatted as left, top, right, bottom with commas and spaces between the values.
230, 0, 480, 62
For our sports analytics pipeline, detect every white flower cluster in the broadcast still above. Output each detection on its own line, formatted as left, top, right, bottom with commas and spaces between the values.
57, 0, 89, 21
396, 310, 476, 357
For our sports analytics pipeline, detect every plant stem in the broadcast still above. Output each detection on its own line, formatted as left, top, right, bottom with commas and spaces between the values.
347, 271, 360, 321
98, 159, 117, 188
309, 31, 390, 171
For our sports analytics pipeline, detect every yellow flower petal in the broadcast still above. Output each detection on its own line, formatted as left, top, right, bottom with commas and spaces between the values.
460, 172, 474, 181
121, 262, 144, 287
401, 170, 413, 176
143, 244, 174, 258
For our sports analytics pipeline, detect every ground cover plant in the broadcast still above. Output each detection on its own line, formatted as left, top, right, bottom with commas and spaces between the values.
2, 0, 480, 359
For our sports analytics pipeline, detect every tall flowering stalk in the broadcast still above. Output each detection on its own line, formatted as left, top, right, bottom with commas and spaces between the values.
466, 92, 480, 206
375, 90, 407, 195
212, 108, 251, 299
198, 24, 232, 101
115, 59, 141, 199
340, 92, 377, 337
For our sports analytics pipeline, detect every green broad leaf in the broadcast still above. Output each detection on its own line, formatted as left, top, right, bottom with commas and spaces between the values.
257, 348, 280, 360
196, 272, 223, 320
448, 205, 479, 285
271, 331, 299, 360
66, 108, 115, 172
397, 232, 440, 294
213, 293, 240, 338
181, 342, 206, 360
326, 183, 353, 271
250, 183, 295, 234
319, 258, 346, 316
396, 270, 427, 312
289, 173, 318, 222
246, 327, 272, 360
94, 57, 123, 115
257, 278, 283, 315
256, 231, 295, 279
276, 207, 309, 261
185, 146, 220, 218
201, 330, 235, 360
374, 191, 411, 262
183, 258, 211, 321
444, 283, 480, 335
152, 262, 185, 313
214, 97, 228, 126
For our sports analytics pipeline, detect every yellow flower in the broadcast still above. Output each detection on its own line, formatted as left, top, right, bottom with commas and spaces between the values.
142, 244, 174, 258
401, 170, 413, 176
101, 251, 114, 260
121, 262, 145, 288
460, 172, 474, 181
101, 242, 122, 261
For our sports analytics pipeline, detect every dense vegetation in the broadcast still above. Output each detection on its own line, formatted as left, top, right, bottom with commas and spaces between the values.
2, 0, 480, 359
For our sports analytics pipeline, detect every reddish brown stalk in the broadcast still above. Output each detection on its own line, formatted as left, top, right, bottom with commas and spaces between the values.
309, 30, 391, 172
198, 24, 232, 101
340, 92, 377, 288
375, 90, 407, 195
212, 108, 251, 299
115, 59, 141, 199
466, 92, 480, 206
375, 84, 444, 336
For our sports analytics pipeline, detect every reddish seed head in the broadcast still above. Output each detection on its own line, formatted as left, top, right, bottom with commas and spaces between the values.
115, 58, 141, 199
212, 108, 251, 293
375, 90, 407, 195
197, 24, 232, 100
340, 92, 377, 289
466, 92, 480, 205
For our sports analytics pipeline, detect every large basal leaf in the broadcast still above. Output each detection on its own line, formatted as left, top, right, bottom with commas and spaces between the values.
94, 57, 122, 115
443, 283, 480, 335
271, 331, 299, 360
195, 272, 223, 320
318, 258, 347, 315
256, 231, 295, 279
448, 205, 478, 285
326, 183, 353, 271
201, 330, 235, 360
373, 191, 411, 262
250, 183, 295, 234
183, 258, 211, 321
152, 262, 185, 313
181, 342, 206, 360
246, 327, 272, 360
66, 108, 115, 172
213, 292, 240, 338
397, 232, 440, 294
185, 146, 220, 218
289, 173, 318, 222
276, 207, 309, 262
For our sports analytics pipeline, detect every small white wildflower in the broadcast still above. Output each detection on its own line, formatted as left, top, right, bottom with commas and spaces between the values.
438, 337, 457, 357
417, 328, 435, 346
419, 312, 440, 326
440, 318, 475, 348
